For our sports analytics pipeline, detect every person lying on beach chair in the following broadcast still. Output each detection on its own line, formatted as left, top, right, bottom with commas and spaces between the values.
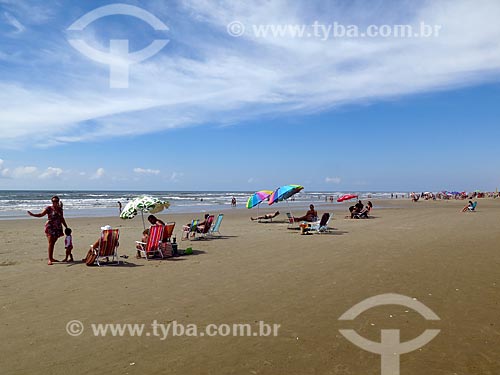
251, 211, 280, 221
294, 205, 318, 222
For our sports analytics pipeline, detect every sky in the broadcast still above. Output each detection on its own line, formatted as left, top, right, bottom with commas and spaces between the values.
0, 0, 499, 192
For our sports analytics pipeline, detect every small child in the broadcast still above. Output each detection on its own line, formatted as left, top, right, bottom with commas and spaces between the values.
63, 227, 74, 262
136, 229, 149, 258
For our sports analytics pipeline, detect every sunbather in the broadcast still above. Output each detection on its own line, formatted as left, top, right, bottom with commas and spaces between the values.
294, 205, 318, 222
251, 211, 280, 221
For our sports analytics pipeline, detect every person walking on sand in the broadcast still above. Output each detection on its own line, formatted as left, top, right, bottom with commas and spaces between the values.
27, 195, 69, 265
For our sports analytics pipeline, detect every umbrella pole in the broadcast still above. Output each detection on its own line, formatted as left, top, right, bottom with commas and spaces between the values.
141, 210, 145, 230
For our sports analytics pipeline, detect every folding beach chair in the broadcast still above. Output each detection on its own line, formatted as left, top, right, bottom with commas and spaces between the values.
194, 215, 215, 240
88, 229, 120, 266
160, 222, 176, 257
136, 225, 164, 260
208, 214, 223, 236
162, 222, 176, 242
182, 219, 198, 241
306, 213, 332, 233
286, 212, 300, 229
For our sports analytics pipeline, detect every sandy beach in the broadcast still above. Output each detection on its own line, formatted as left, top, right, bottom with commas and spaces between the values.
2, 199, 500, 374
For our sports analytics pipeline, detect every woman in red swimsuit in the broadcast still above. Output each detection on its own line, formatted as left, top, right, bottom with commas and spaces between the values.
28, 195, 69, 265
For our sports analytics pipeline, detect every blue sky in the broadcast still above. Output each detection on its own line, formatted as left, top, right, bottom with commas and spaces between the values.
1, 0, 499, 191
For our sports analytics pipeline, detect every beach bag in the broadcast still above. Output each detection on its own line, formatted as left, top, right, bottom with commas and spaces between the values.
160, 242, 173, 258
85, 249, 97, 266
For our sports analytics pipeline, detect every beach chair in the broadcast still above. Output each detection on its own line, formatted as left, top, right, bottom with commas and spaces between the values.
162, 222, 176, 242
194, 215, 215, 239
286, 212, 299, 229
136, 225, 164, 260
307, 213, 332, 233
159, 222, 176, 257
89, 229, 120, 266
181, 219, 198, 241
208, 214, 223, 237
467, 202, 477, 212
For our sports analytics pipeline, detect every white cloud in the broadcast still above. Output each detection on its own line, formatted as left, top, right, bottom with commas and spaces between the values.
90, 167, 105, 179
1, 159, 9, 178
1, 1, 500, 147
9, 166, 38, 178
325, 176, 341, 184
39, 167, 63, 179
3, 12, 25, 33
169, 172, 183, 182
0, 0, 55, 25
133, 167, 160, 175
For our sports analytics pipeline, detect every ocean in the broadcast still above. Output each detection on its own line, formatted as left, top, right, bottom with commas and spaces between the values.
0, 190, 408, 220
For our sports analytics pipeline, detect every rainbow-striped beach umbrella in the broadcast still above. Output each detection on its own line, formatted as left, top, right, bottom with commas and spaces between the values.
268, 185, 304, 205
246, 190, 273, 209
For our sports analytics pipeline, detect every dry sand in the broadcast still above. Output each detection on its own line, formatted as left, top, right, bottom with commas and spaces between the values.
1, 199, 500, 374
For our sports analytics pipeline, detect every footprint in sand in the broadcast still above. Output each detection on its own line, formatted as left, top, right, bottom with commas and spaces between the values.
0, 260, 18, 266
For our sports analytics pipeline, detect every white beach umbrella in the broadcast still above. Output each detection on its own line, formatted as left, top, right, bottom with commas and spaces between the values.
120, 196, 170, 228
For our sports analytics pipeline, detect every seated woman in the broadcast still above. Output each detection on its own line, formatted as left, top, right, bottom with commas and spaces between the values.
148, 214, 165, 226
251, 211, 280, 221
461, 200, 473, 212
294, 205, 318, 222
355, 201, 373, 218
182, 214, 210, 239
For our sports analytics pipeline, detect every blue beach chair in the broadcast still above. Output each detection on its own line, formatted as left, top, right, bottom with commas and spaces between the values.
208, 214, 224, 236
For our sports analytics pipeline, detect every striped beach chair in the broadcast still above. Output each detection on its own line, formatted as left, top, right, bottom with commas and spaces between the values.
136, 225, 164, 260
91, 229, 120, 266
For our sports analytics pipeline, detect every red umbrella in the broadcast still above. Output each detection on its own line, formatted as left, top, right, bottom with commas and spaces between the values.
337, 194, 358, 202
